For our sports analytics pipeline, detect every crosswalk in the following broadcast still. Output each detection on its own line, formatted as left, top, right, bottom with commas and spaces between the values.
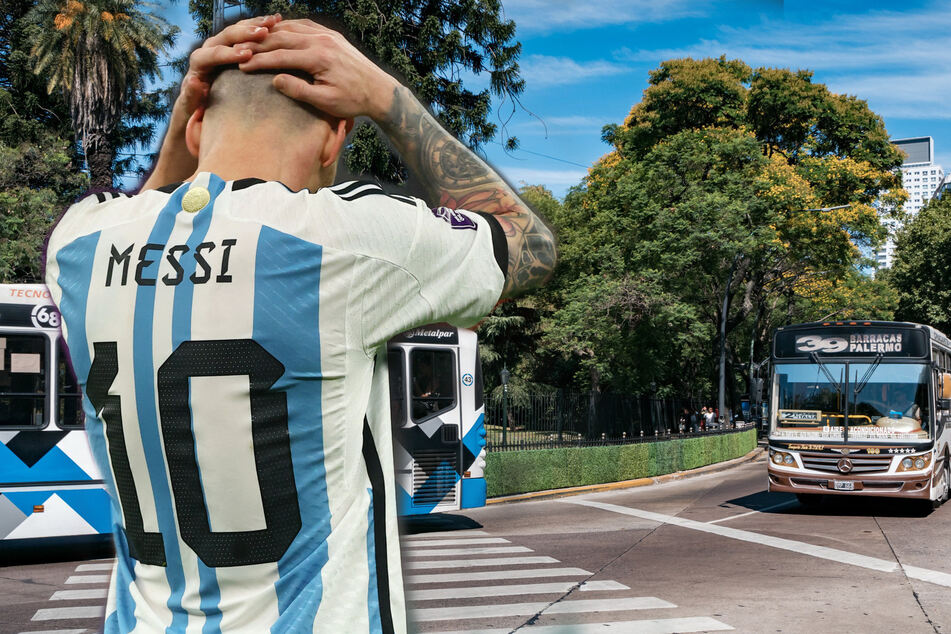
20, 561, 109, 634
15, 532, 735, 633
402, 529, 734, 633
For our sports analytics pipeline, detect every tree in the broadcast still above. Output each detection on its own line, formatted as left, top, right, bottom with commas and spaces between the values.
27, 0, 176, 188
889, 195, 951, 333
192, 0, 524, 183
553, 58, 904, 403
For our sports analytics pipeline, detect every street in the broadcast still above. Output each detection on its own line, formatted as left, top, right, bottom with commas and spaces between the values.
3, 452, 951, 633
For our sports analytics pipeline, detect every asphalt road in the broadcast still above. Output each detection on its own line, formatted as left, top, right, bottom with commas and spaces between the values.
4, 452, 951, 633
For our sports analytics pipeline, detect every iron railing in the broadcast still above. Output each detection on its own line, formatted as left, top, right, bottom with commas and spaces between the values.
485, 390, 751, 451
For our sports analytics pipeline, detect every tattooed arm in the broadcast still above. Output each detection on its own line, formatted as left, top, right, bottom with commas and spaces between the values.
237, 19, 556, 298
376, 86, 556, 297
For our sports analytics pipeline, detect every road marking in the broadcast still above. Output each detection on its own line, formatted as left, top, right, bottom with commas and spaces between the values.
50, 588, 108, 601
404, 546, 533, 557
404, 530, 490, 540
408, 580, 629, 601
64, 575, 110, 585
562, 499, 951, 587
406, 568, 592, 584
18, 630, 89, 634
404, 538, 510, 547
32, 607, 104, 620
707, 500, 798, 524
74, 563, 114, 572
428, 616, 734, 633
404, 556, 559, 570
411, 597, 675, 621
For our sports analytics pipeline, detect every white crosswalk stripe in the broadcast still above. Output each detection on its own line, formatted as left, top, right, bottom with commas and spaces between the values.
402, 529, 735, 633
74, 563, 114, 572
27, 560, 113, 631
32, 606, 104, 620
405, 546, 533, 557
406, 567, 592, 584
408, 580, 629, 601
64, 575, 109, 585
50, 589, 108, 601
405, 537, 511, 547
428, 616, 735, 633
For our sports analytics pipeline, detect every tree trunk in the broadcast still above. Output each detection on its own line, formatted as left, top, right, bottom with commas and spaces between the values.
84, 132, 114, 190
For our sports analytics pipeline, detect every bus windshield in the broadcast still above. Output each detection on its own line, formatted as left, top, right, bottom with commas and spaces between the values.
773, 362, 931, 442
849, 363, 929, 441
773, 363, 845, 440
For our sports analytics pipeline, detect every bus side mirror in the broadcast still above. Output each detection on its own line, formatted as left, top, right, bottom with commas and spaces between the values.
940, 399, 951, 412
941, 373, 951, 400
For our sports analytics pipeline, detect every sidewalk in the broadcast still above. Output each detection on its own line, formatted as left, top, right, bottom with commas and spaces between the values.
487, 445, 767, 505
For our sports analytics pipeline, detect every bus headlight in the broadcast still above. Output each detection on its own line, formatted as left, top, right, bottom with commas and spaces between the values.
771, 451, 795, 467
897, 453, 932, 472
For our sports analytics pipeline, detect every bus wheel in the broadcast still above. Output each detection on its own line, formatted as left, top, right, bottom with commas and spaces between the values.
796, 493, 823, 508
937, 458, 951, 507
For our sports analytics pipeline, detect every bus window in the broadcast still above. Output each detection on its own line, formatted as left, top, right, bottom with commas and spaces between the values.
0, 335, 48, 427
387, 349, 406, 427
410, 349, 455, 422
57, 338, 84, 429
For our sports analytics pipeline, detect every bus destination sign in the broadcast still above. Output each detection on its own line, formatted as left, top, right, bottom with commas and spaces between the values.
774, 327, 927, 359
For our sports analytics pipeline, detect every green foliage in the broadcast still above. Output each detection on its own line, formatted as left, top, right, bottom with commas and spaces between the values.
193, 0, 524, 183
889, 196, 951, 333
547, 58, 902, 400
0, 87, 88, 282
484, 429, 757, 497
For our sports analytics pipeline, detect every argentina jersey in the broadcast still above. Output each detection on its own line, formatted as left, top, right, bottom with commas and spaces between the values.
44, 173, 506, 633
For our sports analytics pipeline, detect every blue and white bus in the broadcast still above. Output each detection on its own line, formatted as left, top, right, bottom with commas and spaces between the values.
386, 325, 488, 515
0, 284, 111, 544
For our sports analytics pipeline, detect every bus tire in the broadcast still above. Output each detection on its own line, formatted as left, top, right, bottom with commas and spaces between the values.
796, 493, 823, 507
936, 457, 950, 508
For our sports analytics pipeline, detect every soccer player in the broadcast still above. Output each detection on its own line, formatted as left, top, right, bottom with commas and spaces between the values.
44, 16, 555, 634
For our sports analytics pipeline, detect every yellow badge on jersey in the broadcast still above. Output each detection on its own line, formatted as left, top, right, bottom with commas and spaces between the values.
182, 187, 210, 213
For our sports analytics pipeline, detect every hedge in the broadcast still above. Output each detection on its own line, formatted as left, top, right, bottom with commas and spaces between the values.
486, 429, 757, 498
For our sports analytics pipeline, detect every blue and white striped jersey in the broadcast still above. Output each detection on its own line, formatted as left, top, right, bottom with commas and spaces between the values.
44, 173, 506, 633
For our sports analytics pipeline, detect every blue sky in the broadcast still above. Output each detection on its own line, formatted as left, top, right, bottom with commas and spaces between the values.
149, 0, 951, 199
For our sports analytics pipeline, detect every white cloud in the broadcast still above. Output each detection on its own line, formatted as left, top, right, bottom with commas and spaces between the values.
610, 5, 951, 122
502, 0, 704, 34
520, 54, 631, 87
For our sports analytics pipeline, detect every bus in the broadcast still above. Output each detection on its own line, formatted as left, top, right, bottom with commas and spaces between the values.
0, 284, 111, 544
386, 325, 487, 515
767, 320, 951, 508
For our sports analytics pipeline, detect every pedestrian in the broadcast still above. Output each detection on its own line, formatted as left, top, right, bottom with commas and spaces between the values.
44, 16, 556, 634
704, 407, 717, 431
690, 408, 700, 433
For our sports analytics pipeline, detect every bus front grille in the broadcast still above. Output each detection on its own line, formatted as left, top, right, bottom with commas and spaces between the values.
800, 452, 893, 474
413, 449, 458, 506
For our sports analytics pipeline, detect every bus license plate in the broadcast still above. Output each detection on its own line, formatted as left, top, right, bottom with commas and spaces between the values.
833, 480, 854, 491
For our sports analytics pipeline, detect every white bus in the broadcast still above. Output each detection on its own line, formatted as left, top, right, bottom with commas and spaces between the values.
767, 320, 951, 509
0, 284, 110, 544
386, 325, 487, 515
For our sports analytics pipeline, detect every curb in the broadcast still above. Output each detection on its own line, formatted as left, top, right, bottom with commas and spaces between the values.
486, 446, 767, 505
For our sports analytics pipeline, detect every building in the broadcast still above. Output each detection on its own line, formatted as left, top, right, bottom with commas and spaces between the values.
875, 137, 944, 269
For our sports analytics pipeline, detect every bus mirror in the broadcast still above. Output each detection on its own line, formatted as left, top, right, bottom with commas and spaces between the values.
940, 399, 951, 412
942, 373, 951, 400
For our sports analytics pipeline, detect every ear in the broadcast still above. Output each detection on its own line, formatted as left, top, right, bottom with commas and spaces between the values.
185, 106, 205, 159
321, 117, 352, 168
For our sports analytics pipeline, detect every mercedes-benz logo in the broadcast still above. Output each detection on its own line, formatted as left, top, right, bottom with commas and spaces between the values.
837, 458, 854, 474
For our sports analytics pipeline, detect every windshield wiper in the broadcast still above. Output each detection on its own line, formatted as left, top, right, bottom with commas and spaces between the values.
810, 352, 842, 394
853, 352, 884, 396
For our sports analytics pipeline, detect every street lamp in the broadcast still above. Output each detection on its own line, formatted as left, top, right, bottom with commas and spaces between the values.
500, 366, 510, 447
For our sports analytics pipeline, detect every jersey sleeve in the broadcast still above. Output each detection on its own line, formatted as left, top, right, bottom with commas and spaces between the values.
404, 203, 507, 327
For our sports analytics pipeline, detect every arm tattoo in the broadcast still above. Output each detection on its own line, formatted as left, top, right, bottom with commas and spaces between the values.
379, 86, 556, 297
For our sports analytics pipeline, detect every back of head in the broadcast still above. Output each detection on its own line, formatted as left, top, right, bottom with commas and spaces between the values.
205, 67, 325, 132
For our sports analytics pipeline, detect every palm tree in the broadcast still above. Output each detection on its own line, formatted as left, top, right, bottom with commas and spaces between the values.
28, 0, 176, 189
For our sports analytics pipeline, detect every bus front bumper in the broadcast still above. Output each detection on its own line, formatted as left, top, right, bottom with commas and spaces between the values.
768, 466, 933, 499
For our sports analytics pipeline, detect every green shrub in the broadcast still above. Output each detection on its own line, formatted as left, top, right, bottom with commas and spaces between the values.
486, 429, 756, 497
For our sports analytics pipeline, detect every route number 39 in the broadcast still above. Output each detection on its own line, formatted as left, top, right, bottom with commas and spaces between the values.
795, 335, 848, 354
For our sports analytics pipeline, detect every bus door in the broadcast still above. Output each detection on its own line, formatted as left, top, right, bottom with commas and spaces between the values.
388, 341, 463, 515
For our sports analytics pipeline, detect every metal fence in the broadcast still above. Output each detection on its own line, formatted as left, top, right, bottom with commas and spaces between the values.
485, 390, 749, 451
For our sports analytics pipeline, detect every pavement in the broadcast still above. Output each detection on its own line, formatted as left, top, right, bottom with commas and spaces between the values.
487, 443, 767, 505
